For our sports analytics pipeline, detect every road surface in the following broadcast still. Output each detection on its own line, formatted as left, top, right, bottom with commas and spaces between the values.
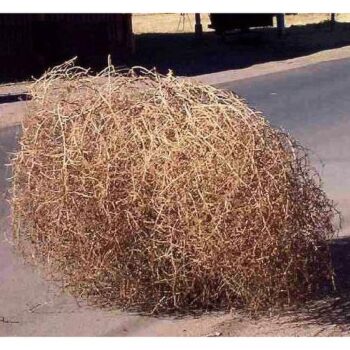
1, 57, 350, 336
219, 57, 350, 237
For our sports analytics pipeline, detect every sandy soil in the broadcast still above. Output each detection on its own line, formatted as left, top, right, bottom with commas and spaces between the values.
132, 13, 350, 35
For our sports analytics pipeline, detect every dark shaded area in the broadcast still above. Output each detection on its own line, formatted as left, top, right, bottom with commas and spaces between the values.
3, 17, 350, 83
283, 237, 350, 332
331, 237, 350, 293
31, 20, 111, 69
0, 93, 31, 104
0, 14, 133, 83
209, 13, 274, 34
129, 20, 350, 77
0, 125, 21, 222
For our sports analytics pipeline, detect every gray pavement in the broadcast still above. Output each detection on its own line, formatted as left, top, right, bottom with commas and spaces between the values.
218, 57, 350, 237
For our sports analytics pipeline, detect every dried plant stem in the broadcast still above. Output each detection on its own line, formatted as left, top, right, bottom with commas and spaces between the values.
11, 58, 339, 314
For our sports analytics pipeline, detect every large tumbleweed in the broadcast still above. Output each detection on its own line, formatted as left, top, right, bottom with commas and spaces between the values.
11, 59, 339, 314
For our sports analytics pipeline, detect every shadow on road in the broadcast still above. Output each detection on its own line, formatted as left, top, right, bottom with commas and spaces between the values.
0, 93, 31, 104
129, 21, 350, 76
286, 236, 350, 331
0, 126, 21, 222
3, 20, 350, 83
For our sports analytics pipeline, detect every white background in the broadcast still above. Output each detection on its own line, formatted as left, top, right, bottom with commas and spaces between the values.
2, 0, 350, 13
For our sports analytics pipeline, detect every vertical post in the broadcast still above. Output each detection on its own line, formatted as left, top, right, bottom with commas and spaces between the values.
126, 14, 135, 55
277, 14, 285, 37
195, 13, 203, 38
122, 14, 135, 57
330, 13, 336, 31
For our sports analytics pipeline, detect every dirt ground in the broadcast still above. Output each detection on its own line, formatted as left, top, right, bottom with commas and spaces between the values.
132, 13, 350, 34
130, 13, 350, 78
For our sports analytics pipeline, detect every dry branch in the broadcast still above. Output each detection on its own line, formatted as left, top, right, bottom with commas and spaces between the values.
11, 59, 340, 314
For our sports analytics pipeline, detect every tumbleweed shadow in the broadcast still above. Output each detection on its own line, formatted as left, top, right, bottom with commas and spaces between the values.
286, 236, 350, 331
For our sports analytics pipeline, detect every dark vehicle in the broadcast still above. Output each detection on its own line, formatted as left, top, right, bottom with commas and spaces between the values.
209, 14, 275, 35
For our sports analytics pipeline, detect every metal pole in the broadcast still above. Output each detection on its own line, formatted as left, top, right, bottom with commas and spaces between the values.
277, 14, 285, 37
195, 13, 203, 38
330, 13, 336, 31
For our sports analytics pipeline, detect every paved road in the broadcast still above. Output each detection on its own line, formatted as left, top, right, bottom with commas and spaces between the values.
219, 57, 350, 237
1, 58, 350, 335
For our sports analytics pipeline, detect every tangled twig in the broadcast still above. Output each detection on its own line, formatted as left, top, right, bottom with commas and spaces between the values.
10, 58, 340, 314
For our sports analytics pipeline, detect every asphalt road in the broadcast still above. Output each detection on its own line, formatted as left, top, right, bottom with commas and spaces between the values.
218, 57, 350, 237
1, 57, 350, 335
